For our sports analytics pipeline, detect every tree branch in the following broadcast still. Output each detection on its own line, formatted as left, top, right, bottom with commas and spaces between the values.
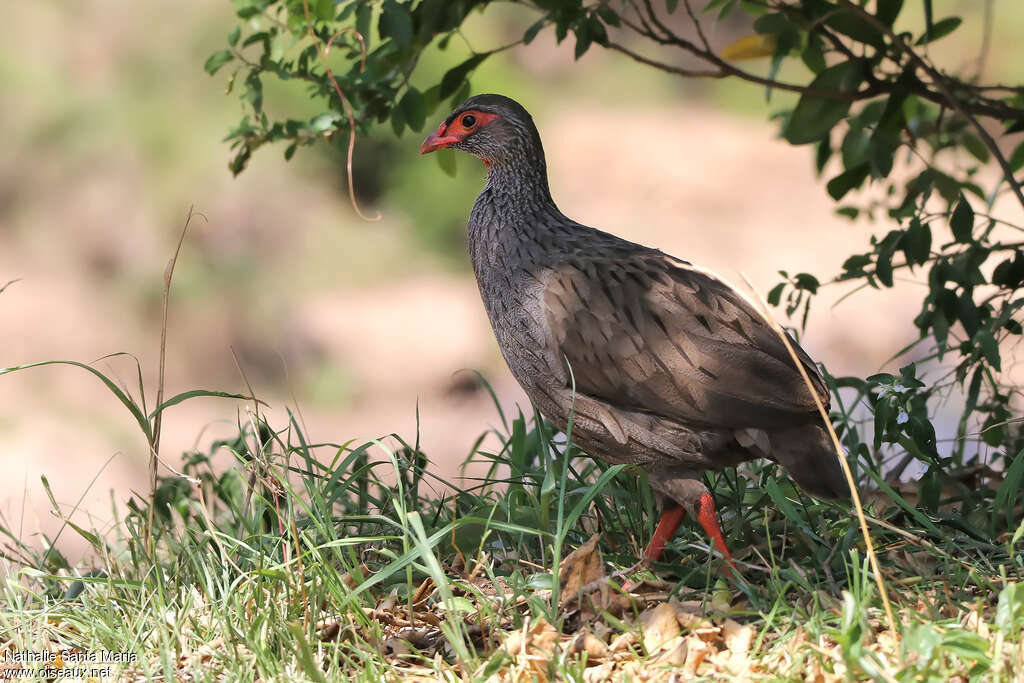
836, 0, 1024, 212
621, 0, 1024, 122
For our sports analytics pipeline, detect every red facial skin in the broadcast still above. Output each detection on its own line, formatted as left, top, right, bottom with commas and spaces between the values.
419, 110, 502, 157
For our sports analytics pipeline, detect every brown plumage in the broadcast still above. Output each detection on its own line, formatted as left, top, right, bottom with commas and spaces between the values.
421, 94, 849, 569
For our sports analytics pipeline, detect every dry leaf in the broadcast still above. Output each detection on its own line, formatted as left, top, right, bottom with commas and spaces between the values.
683, 635, 713, 676
640, 602, 681, 653
560, 533, 604, 600
569, 629, 611, 661
651, 636, 688, 667
721, 618, 754, 653
609, 631, 637, 654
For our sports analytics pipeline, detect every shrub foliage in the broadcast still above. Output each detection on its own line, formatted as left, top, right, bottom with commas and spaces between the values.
206, 0, 1024, 524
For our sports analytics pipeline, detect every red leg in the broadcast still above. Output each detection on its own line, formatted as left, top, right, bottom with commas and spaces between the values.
644, 504, 687, 563
696, 492, 739, 577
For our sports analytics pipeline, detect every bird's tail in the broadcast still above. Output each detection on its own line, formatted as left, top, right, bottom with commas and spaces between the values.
771, 423, 850, 500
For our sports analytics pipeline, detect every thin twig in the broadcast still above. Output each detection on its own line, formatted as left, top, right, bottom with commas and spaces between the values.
606, 42, 722, 79
681, 0, 712, 54
628, 0, 1024, 121
837, 0, 1024, 213
302, 0, 381, 222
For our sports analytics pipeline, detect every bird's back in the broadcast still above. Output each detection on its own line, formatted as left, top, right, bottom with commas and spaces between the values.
468, 206, 847, 499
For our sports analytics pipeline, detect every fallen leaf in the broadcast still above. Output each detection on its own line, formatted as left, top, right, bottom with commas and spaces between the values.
609, 631, 637, 654
652, 636, 688, 666
683, 634, 713, 675
640, 602, 681, 653
568, 629, 610, 661
560, 533, 603, 600
721, 618, 754, 653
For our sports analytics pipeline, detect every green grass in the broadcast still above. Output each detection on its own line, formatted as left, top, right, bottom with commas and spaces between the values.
1, 227, 1023, 679
1, 353, 1023, 680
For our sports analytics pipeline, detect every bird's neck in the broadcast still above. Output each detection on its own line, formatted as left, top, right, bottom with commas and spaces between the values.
482, 154, 553, 207
471, 158, 564, 246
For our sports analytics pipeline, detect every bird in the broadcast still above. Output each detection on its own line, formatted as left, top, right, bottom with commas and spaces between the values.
419, 93, 848, 572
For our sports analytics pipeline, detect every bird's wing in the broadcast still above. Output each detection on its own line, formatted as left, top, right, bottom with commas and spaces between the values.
542, 252, 828, 430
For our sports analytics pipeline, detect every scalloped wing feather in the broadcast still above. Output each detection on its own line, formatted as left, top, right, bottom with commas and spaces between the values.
543, 253, 828, 431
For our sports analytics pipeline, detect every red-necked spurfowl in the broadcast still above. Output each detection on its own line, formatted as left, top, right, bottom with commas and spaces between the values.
420, 94, 848, 572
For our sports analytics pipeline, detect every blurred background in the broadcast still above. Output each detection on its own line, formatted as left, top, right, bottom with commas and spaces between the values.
2, 1, 1021, 562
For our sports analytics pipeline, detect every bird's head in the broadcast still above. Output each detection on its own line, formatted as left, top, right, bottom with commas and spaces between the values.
419, 94, 545, 171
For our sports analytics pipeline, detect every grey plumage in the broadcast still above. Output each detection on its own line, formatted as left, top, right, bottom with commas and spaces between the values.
423, 93, 848, 534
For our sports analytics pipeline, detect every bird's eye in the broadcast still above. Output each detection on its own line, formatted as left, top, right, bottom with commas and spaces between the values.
461, 114, 477, 128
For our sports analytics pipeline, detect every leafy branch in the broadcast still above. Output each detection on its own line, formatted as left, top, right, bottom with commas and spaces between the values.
206, 0, 1024, 505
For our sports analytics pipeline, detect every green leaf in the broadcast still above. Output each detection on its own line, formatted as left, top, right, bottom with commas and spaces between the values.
876, 0, 904, 26
794, 273, 820, 293
915, 16, 961, 45
149, 389, 256, 420
930, 307, 948, 347
390, 100, 406, 136
241, 70, 263, 113
801, 41, 826, 74
440, 53, 488, 99
312, 0, 333, 22
400, 87, 427, 132
842, 253, 872, 275
436, 148, 457, 177
481, 652, 512, 679
903, 217, 932, 266
587, 14, 608, 47
826, 10, 884, 51
870, 135, 898, 178
227, 26, 241, 47
977, 329, 1001, 371
204, 50, 234, 76
309, 112, 340, 133
873, 396, 894, 448
995, 581, 1024, 633
666, 0, 680, 12
875, 246, 894, 287
450, 79, 471, 107
540, 465, 556, 496
379, 0, 414, 49
957, 290, 979, 336
1009, 140, 1024, 173
841, 125, 870, 168
950, 195, 974, 242
523, 18, 547, 44
574, 25, 592, 59
992, 254, 1024, 288
232, 0, 263, 20
355, 3, 372, 44
826, 163, 870, 200
767, 282, 786, 306
962, 134, 990, 163
814, 134, 832, 174
1, 358, 153, 443
995, 448, 1024, 532
597, 6, 621, 27
783, 60, 864, 145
